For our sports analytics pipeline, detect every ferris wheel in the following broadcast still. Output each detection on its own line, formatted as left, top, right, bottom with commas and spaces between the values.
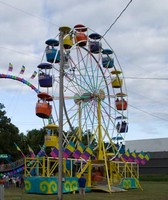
35, 24, 128, 159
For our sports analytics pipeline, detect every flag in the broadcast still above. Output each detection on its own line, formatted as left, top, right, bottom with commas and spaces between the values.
144, 153, 151, 161
141, 153, 151, 165
63, 141, 75, 159
72, 142, 85, 159
121, 149, 130, 162
8, 63, 13, 72
81, 145, 93, 161
30, 71, 37, 79
28, 145, 35, 158
39, 144, 48, 157
138, 151, 145, 159
128, 151, 136, 162
14, 143, 25, 158
36, 145, 46, 158
19, 65, 25, 74
50, 147, 59, 158
135, 151, 145, 164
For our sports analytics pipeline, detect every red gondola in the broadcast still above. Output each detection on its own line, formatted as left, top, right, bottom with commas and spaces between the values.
74, 24, 87, 47
115, 98, 127, 110
36, 93, 53, 118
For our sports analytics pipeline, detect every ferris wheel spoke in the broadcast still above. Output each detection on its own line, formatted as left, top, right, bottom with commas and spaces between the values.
66, 68, 93, 95
74, 66, 95, 94
83, 102, 97, 131
69, 50, 94, 92
76, 47, 96, 91
64, 77, 83, 95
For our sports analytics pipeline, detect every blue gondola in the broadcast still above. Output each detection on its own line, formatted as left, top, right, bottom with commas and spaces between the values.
37, 63, 53, 88
102, 57, 114, 68
89, 33, 102, 54
116, 121, 128, 133
38, 73, 52, 88
89, 41, 101, 54
102, 49, 113, 55
46, 48, 60, 63
45, 39, 59, 46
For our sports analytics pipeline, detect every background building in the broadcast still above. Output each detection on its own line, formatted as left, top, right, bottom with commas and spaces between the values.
125, 138, 168, 175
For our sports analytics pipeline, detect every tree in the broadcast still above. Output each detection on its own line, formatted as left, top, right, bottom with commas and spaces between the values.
26, 128, 46, 154
0, 103, 21, 160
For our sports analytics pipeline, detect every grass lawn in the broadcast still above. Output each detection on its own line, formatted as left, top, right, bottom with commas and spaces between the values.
4, 181, 168, 200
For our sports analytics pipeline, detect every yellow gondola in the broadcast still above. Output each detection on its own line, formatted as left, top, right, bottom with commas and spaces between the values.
44, 135, 58, 147
63, 35, 73, 49
112, 77, 123, 88
45, 123, 59, 129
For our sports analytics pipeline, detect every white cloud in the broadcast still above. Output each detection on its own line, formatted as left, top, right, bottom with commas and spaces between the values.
0, 0, 167, 141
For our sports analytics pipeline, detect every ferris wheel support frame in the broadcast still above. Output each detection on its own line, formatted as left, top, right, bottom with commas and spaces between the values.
57, 26, 68, 200
97, 99, 103, 160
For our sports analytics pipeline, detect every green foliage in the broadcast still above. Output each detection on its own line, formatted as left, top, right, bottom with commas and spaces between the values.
0, 103, 46, 160
26, 128, 46, 154
0, 103, 20, 160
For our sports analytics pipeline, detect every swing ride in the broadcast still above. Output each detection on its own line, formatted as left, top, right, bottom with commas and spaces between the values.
23, 24, 142, 194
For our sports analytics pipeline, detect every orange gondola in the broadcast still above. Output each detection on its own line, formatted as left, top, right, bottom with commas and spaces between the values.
36, 93, 53, 118
37, 92, 53, 101
74, 32, 87, 47
36, 102, 52, 119
74, 24, 87, 32
74, 24, 87, 46
115, 99, 127, 110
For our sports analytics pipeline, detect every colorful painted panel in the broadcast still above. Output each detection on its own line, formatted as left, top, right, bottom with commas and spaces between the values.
118, 178, 139, 189
25, 177, 78, 194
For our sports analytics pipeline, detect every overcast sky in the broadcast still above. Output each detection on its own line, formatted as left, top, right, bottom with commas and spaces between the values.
0, 0, 168, 141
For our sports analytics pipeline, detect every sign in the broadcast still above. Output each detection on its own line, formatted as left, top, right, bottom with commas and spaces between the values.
0, 154, 8, 159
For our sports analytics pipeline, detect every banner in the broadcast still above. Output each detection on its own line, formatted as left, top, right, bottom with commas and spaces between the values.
28, 145, 35, 158
72, 142, 85, 159
8, 63, 13, 72
50, 147, 59, 158
19, 65, 26, 74
63, 142, 75, 159
81, 145, 93, 161
30, 71, 37, 79
14, 143, 25, 158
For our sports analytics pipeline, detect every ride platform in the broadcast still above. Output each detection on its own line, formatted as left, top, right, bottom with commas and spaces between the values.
91, 184, 126, 193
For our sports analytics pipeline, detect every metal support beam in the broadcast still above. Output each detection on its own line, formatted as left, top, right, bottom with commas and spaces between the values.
57, 28, 64, 200
57, 25, 71, 200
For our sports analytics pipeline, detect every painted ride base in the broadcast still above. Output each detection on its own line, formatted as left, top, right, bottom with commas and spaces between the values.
24, 177, 138, 194
118, 178, 139, 190
91, 178, 138, 192
24, 176, 79, 194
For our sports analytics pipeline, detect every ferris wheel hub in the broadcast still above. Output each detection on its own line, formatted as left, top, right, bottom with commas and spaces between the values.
74, 89, 105, 104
